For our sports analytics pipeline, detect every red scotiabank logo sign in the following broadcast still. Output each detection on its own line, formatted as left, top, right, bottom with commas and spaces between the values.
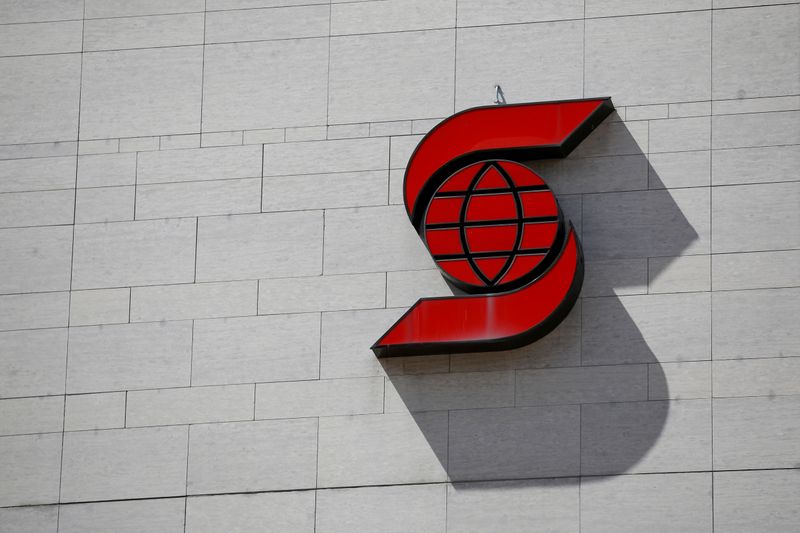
372, 97, 615, 357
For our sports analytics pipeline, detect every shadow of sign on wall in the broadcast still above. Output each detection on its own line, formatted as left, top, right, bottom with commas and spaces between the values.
380, 113, 701, 485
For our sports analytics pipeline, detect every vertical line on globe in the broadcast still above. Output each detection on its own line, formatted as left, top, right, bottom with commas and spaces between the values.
457, 163, 494, 286
492, 162, 525, 284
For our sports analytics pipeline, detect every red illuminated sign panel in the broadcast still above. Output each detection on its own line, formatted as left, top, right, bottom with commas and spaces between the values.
372, 98, 614, 357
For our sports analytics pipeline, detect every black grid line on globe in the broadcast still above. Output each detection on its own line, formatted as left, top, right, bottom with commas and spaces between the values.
422, 160, 561, 289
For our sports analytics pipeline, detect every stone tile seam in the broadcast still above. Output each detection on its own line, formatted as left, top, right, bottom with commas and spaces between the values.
0, 275, 797, 312
3, 353, 798, 403
3, 138, 798, 169
2, 178, 799, 219
324, 0, 332, 129
0, 2, 329, 26
2, 127, 798, 160
1, 2, 797, 32
182, 419, 191, 529
0, 285, 793, 330
5, 367, 636, 413
1, 465, 797, 511
198, 4, 207, 136
3, 347, 795, 390
710, 3, 717, 519
3, 393, 798, 439
114, 395, 800, 433
0, 192, 793, 228
0, 26, 792, 60
54, 6, 85, 522
0, 245, 795, 295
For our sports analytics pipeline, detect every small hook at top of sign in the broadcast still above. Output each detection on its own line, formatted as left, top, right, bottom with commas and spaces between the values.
493, 84, 507, 105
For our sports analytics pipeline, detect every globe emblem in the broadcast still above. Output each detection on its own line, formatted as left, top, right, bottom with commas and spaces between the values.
421, 160, 562, 294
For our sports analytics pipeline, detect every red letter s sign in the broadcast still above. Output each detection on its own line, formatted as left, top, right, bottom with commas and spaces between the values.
373, 98, 614, 357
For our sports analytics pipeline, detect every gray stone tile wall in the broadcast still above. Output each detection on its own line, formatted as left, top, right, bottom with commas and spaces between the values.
0, 0, 797, 531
